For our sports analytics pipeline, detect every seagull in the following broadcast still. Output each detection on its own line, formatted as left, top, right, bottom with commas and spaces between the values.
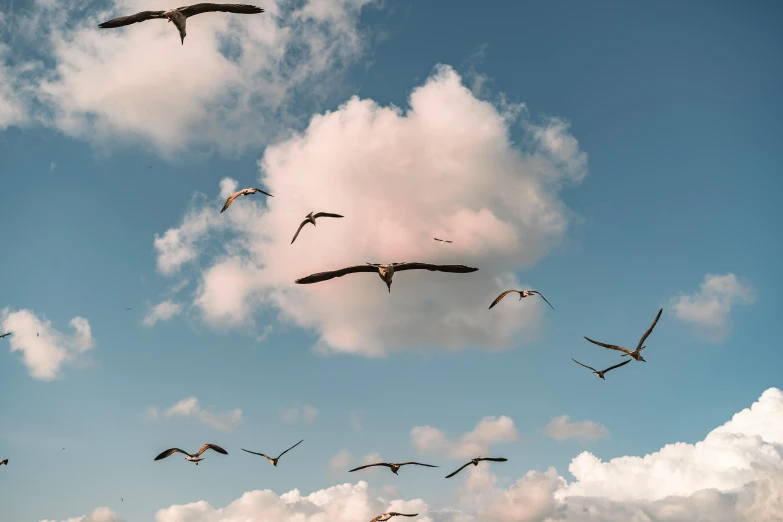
154, 443, 228, 465
98, 3, 265, 45
445, 457, 508, 478
433, 238, 453, 244
489, 290, 555, 310
220, 187, 273, 213
371, 513, 418, 522
0, 459, 7, 466
571, 358, 631, 380
125, 308, 131, 311
0, 332, 10, 339
349, 461, 438, 475
296, 262, 478, 292
584, 308, 663, 362
241, 439, 303, 467
291, 212, 344, 244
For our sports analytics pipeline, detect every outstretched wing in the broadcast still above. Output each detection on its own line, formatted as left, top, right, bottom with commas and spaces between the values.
296, 264, 377, 284
602, 359, 632, 374
99, 11, 165, 28
179, 4, 265, 18
0, 332, 10, 338
433, 238, 453, 243
478, 457, 508, 462
444, 461, 472, 478
349, 462, 391, 472
276, 439, 303, 459
637, 308, 663, 350
584, 336, 632, 355
197, 443, 228, 456
241, 448, 271, 459
393, 263, 478, 273
313, 212, 343, 219
154, 448, 190, 460
530, 291, 555, 310
221, 192, 241, 213
571, 358, 598, 373
400, 461, 438, 468
0, 459, 8, 465
290, 219, 310, 244
250, 187, 273, 197
489, 290, 519, 309
388, 514, 418, 517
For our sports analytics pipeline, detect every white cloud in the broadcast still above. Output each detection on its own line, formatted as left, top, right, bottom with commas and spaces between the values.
142, 300, 183, 327
150, 396, 243, 431
153, 65, 587, 355
0, 42, 28, 130
279, 405, 319, 423
411, 416, 519, 459
669, 272, 756, 341
0, 308, 95, 381
329, 449, 352, 474
39, 507, 125, 522
545, 415, 609, 442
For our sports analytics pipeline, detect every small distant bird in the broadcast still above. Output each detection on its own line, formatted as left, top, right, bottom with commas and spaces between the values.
489, 290, 555, 310
584, 308, 663, 362
125, 308, 131, 311
371, 513, 418, 522
445, 457, 507, 478
0, 332, 10, 339
121, 498, 123, 502
433, 238, 452, 244
572, 358, 631, 380
98, 4, 265, 45
37, 333, 39, 337
220, 187, 273, 213
241, 439, 303, 467
296, 262, 478, 293
0, 459, 7, 466
154, 443, 228, 465
291, 212, 344, 244
349, 461, 438, 475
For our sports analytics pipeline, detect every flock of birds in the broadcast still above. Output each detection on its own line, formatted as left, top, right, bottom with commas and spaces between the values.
0, 4, 667, 521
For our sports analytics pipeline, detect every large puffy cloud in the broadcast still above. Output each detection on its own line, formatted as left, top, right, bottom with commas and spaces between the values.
0, 307, 95, 380
39, 507, 125, 522
411, 416, 519, 459
545, 415, 609, 442
153, 65, 588, 355
669, 272, 756, 341
145, 396, 243, 431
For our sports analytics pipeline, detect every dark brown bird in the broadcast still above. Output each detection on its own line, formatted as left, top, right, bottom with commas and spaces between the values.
445, 456, 508, 478
154, 443, 227, 465
0, 459, 7, 466
370, 513, 418, 522
241, 439, 302, 467
291, 212, 344, 244
572, 358, 631, 379
489, 290, 554, 310
220, 187, 273, 213
296, 262, 478, 292
98, 4, 265, 45
584, 308, 663, 362
349, 461, 438, 475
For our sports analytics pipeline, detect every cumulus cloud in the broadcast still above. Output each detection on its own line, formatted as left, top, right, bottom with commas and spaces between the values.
545, 415, 609, 442
411, 416, 519, 459
279, 404, 319, 423
329, 449, 352, 474
0, 308, 95, 380
148, 397, 242, 431
153, 65, 588, 355
669, 273, 756, 341
39, 507, 125, 522
142, 300, 183, 327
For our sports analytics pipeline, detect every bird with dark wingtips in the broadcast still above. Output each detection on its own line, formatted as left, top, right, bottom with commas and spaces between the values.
221, 187, 273, 213
489, 290, 554, 310
433, 238, 453, 244
371, 513, 418, 522
349, 461, 438, 475
291, 212, 344, 244
584, 308, 663, 362
296, 262, 478, 293
154, 443, 228, 465
0, 332, 10, 339
98, 3, 265, 45
572, 358, 631, 380
241, 439, 303, 467
0, 459, 7, 466
445, 456, 507, 478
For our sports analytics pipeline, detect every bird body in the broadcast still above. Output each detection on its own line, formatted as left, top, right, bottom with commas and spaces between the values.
572, 358, 631, 379
371, 513, 418, 522
291, 211, 344, 244
489, 289, 554, 310
349, 461, 438, 475
242, 439, 302, 467
154, 443, 228, 465
295, 262, 478, 292
584, 308, 663, 362
220, 187, 273, 213
0, 459, 7, 466
445, 456, 507, 478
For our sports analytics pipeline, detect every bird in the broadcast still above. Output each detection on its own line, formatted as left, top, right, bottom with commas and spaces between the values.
220, 187, 273, 213
349, 461, 438, 475
433, 238, 453, 243
291, 212, 344, 244
296, 262, 479, 293
489, 290, 554, 310
445, 457, 508, 478
0, 332, 10, 339
125, 307, 131, 311
98, 3, 265, 45
121, 498, 123, 502
154, 443, 228, 465
0, 459, 7, 466
571, 358, 631, 380
241, 439, 303, 467
371, 513, 418, 522
584, 308, 663, 362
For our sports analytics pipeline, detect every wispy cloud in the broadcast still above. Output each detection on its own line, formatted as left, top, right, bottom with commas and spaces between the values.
348, 410, 365, 432
411, 416, 519, 459
48, 161, 56, 172
545, 415, 609, 442
279, 405, 319, 423
328, 449, 352, 474
142, 300, 183, 327
146, 397, 242, 431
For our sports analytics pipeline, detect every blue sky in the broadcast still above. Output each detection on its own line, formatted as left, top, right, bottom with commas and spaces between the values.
1, 1, 782, 521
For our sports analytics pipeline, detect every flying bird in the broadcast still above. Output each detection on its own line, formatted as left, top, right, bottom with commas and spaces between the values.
584, 308, 663, 362
445, 457, 508, 478
98, 3, 265, 45
154, 443, 228, 465
296, 262, 478, 292
371, 513, 418, 522
125, 308, 131, 311
489, 290, 555, 310
0, 332, 10, 339
349, 461, 438, 475
241, 439, 303, 467
291, 212, 344, 244
0, 459, 7, 466
571, 358, 631, 380
433, 238, 453, 244
220, 187, 273, 213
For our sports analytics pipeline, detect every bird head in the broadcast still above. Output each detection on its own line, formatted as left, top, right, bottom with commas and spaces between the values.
599, 374, 605, 380
639, 356, 646, 362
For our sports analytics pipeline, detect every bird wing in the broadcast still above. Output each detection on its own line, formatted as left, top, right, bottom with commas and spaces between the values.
98, 11, 165, 28
290, 219, 310, 244
197, 443, 228, 456
400, 461, 438, 467
393, 262, 478, 273
154, 448, 190, 460
583, 336, 632, 355
445, 461, 472, 478
602, 359, 632, 373
389, 514, 418, 517
276, 439, 303, 459
178, 4, 265, 18
349, 462, 391, 472
0, 332, 9, 338
250, 187, 273, 197
530, 291, 555, 310
221, 192, 240, 212
489, 290, 519, 309
571, 358, 598, 373
637, 308, 663, 350
313, 212, 344, 219
0, 459, 7, 465
479, 457, 508, 462
241, 448, 271, 458
295, 264, 378, 284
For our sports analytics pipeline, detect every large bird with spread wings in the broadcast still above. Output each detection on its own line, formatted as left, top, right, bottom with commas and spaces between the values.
584, 308, 663, 362
99, 4, 265, 45
0, 332, 10, 339
0, 459, 7, 466
291, 212, 343, 244
370, 513, 418, 522
220, 187, 273, 213
241, 439, 303, 467
571, 358, 631, 380
349, 461, 438, 475
154, 443, 228, 465
295, 262, 478, 293
489, 290, 554, 310
445, 457, 507, 478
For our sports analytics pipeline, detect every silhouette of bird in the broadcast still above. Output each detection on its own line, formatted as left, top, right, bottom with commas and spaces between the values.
296, 262, 478, 293
221, 187, 273, 213
445, 457, 507, 478
349, 461, 438, 475
154, 443, 227, 465
489, 290, 554, 310
291, 212, 343, 244
584, 308, 663, 362
571, 358, 631, 380
241, 439, 303, 467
